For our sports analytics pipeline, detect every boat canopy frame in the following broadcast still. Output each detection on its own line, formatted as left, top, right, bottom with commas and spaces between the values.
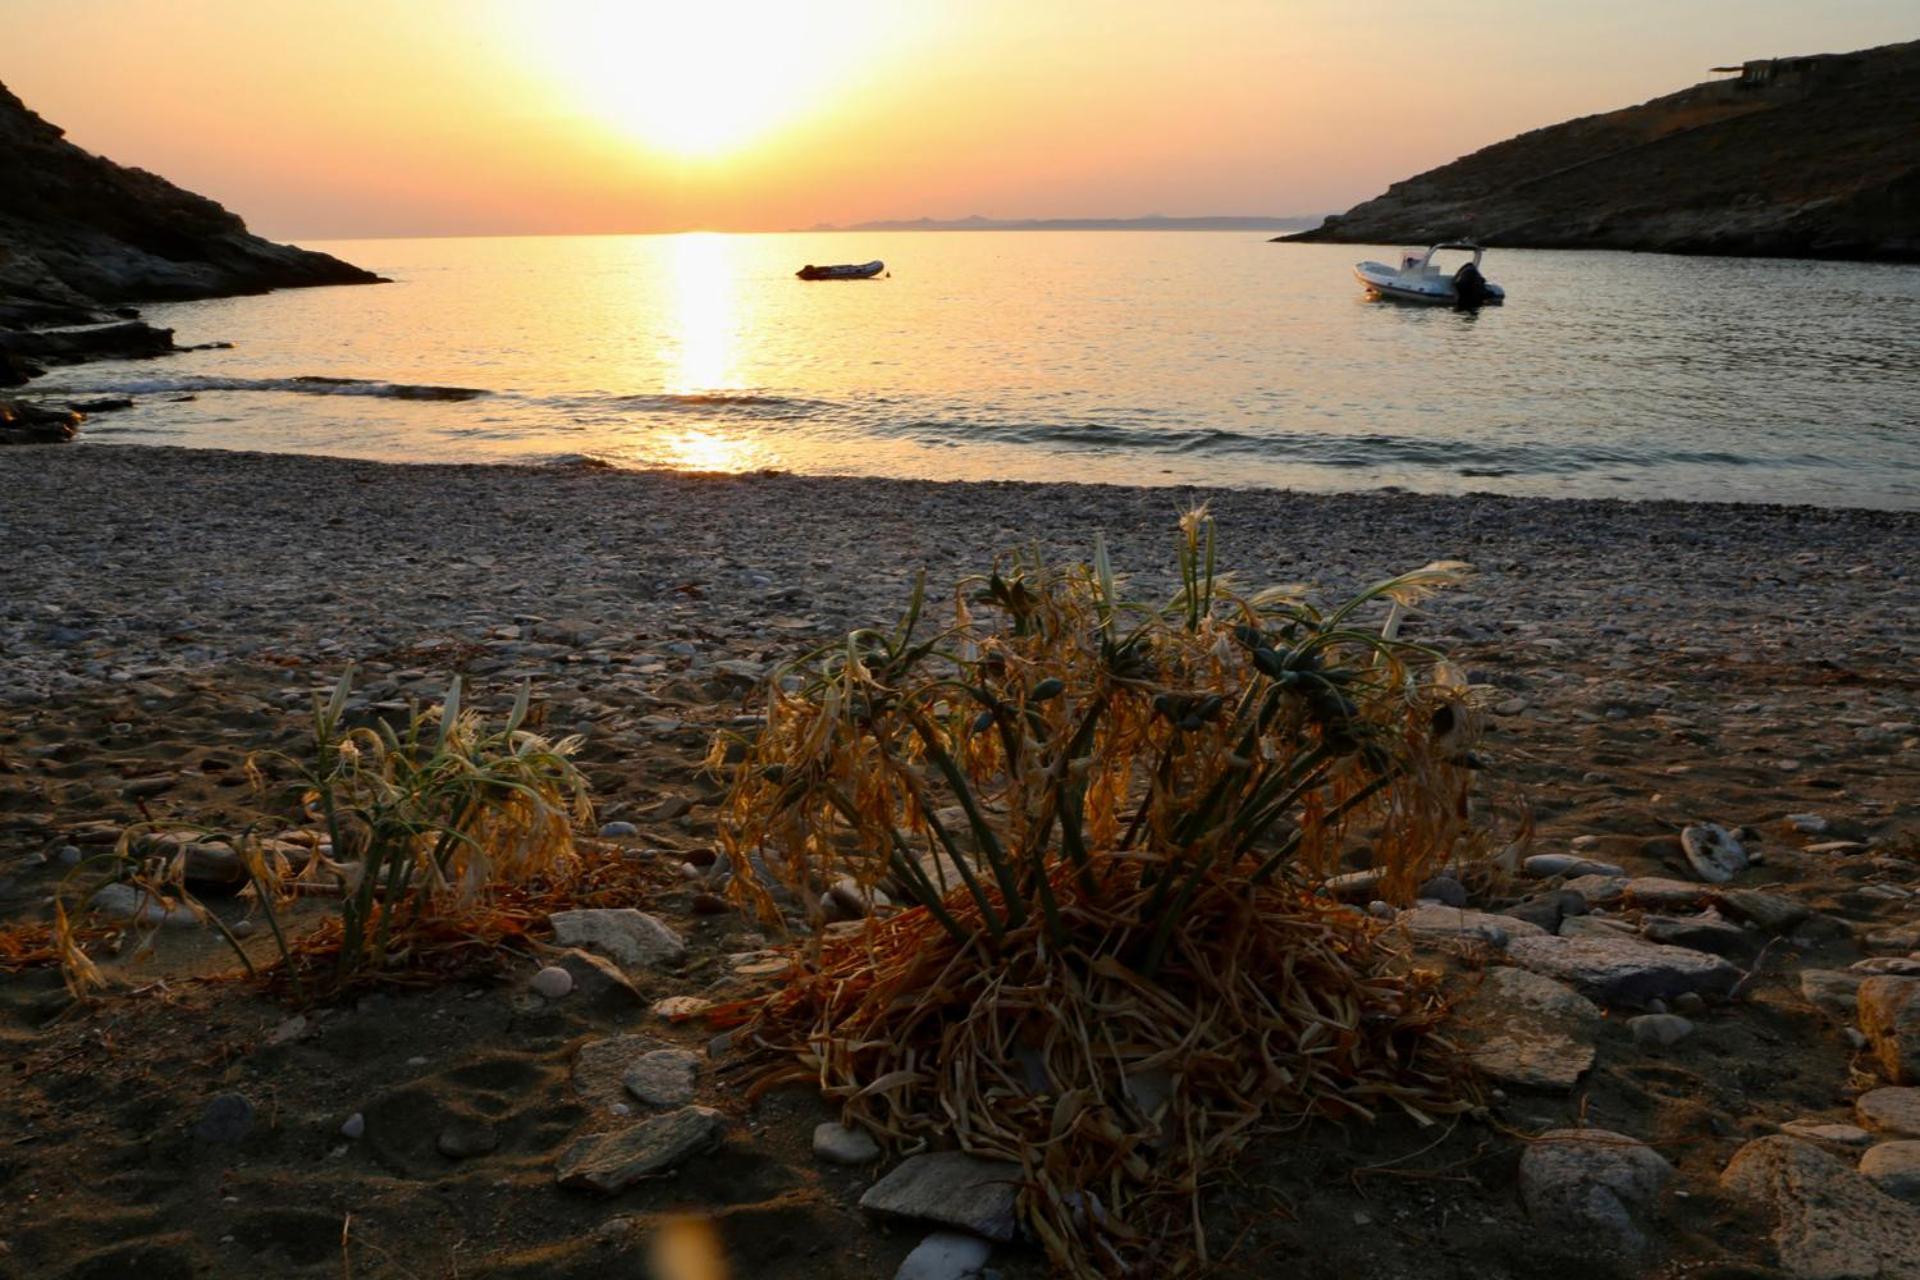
1412, 242, 1487, 270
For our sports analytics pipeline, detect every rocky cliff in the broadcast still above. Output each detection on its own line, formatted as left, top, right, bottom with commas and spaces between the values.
1285, 40, 1920, 262
0, 79, 381, 308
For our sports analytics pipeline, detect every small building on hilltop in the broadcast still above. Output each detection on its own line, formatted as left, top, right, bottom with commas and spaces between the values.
1711, 53, 1866, 91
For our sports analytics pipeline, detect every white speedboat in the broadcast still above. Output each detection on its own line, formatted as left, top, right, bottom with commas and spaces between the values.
1354, 243, 1504, 306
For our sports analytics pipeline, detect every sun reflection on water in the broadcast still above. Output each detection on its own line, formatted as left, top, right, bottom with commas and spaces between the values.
648, 233, 766, 473
659, 427, 759, 473
664, 232, 736, 395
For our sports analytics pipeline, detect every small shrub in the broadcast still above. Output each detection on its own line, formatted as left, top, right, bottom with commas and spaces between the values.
60, 670, 592, 997
714, 509, 1488, 1275
292, 671, 593, 984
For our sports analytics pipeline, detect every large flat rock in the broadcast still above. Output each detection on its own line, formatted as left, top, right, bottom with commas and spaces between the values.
1507, 934, 1742, 1009
859, 1152, 1023, 1242
1396, 904, 1547, 948
548, 908, 686, 972
1720, 1136, 1920, 1279
555, 1106, 724, 1194
1451, 967, 1601, 1092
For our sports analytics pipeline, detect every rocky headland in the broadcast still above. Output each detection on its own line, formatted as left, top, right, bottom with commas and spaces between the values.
0, 79, 380, 437
1285, 40, 1920, 262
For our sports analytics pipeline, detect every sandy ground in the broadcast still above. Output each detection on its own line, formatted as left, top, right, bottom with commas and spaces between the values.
0, 444, 1917, 1279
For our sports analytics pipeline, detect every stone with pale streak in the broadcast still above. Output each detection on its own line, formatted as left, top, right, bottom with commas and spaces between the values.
555, 1106, 724, 1194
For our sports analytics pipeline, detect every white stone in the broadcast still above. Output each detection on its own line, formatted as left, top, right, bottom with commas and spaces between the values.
530, 966, 574, 999
340, 1112, 365, 1140
895, 1231, 993, 1280
267, 1015, 309, 1046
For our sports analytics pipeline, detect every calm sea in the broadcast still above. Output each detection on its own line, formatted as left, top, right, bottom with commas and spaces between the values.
43, 232, 1920, 508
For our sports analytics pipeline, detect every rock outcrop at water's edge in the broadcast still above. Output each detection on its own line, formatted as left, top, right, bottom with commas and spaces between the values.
0, 78, 382, 439
0, 80, 381, 307
1283, 40, 1920, 263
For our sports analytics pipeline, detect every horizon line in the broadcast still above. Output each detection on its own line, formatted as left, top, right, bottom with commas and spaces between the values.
271, 215, 1332, 243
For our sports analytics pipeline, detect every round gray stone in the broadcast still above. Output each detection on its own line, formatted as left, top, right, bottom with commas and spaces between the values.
813, 1120, 880, 1165
1518, 1128, 1672, 1256
1629, 1014, 1695, 1048
624, 1049, 700, 1108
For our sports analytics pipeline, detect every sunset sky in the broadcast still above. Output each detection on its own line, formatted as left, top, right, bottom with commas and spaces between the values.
6, 0, 1914, 239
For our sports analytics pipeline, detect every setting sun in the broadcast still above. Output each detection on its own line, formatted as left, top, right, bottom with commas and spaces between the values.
509, 0, 913, 157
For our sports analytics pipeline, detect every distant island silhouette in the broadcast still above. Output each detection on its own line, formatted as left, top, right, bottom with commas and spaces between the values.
807, 214, 1325, 233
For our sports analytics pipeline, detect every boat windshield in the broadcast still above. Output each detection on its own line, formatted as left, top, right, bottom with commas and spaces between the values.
1425, 247, 1482, 276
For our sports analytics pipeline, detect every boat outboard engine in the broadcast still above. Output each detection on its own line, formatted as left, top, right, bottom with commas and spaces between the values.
1452, 261, 1489, 309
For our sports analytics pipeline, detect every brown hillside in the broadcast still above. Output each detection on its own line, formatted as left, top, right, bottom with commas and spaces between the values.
1286, 41, 1920, 261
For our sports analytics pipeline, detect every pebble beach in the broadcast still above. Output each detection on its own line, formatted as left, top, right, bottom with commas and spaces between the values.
2, 443, 1919, 1278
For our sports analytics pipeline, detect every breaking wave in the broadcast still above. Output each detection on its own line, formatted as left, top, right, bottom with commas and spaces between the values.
38, 374, 491, 401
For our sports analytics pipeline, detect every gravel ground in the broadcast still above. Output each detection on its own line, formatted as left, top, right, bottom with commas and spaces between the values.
2, 443, 1919, 1279
3, 444, 1914, 706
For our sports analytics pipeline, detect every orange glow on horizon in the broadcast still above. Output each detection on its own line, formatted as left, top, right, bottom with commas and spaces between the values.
5, 1, 1916, 240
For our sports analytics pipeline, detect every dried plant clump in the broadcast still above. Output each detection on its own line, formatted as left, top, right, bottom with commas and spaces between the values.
714, 510, 1488, 1275
58, 670, 593, 998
